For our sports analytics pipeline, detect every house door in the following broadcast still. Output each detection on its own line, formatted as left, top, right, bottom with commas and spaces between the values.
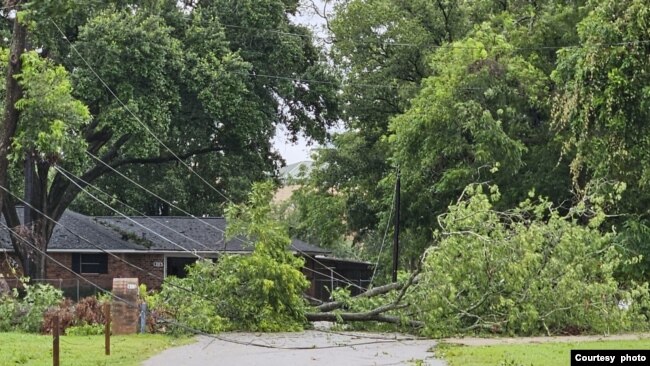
166, 257, 197, 278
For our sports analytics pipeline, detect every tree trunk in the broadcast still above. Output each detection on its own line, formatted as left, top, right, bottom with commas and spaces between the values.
0, 2, 26, 216
305, 312, 424, 328
307, 271, 422, 328
24, 151, 35, 224
21, 244, 46, 280
11, 223, 46, 280
0, 2, 28, 272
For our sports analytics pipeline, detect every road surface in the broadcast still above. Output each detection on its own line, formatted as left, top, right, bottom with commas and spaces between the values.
143, 330, 445, 366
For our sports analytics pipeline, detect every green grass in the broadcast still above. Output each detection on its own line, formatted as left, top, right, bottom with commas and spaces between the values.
0, 332, 193, 366
438, 339, 650, 366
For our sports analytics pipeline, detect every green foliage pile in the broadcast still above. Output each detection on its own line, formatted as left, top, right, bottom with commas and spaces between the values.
0, 278, 63, 332
415, 185, 650, 337
149, 182, 308, 333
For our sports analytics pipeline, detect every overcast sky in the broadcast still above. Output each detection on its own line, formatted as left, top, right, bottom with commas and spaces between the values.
272, 0, 333, 164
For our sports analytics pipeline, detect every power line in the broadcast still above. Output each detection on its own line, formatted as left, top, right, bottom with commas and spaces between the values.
0, 221, 137, 307
48, 12, 499, 292
50, 19, 232, 204
70, 161, 366, 291
61, 163, 367, 290
369, 171, 397, 286
54, 166, 204, 259
0, 184, 365, 321
48, 17, 371, 290
1, 187, 164, 280
86, 151, 365, 290
85, 151, 243, 248
56, 165, 224, 254
0, 185, 212, 298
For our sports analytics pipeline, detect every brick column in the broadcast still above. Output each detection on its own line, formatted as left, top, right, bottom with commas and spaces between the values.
111, 278, 139, 335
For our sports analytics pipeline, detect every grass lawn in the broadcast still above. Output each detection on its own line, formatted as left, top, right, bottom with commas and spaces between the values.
438, 339, 650, 366
0, 332, 193, 366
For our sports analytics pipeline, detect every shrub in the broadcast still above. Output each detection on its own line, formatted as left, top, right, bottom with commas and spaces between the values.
415, 185, 650, 337
42, 295, 108, 334
0, 289, 19, 331
74, 296, 106, 325
20, 281, 64, 332
42, 299, 75, 334
65, 322, 105, 336
0, 278, 63, 333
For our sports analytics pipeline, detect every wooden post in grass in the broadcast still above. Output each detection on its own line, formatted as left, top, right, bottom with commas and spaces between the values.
104, 302, 111, 356
53, 314, 60, 366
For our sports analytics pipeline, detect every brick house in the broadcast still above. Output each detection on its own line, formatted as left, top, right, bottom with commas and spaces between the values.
0, 209, 371, 300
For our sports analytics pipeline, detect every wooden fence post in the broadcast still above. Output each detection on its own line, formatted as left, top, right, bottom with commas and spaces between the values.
104, 302, 111, 356
53, 314, 60, 366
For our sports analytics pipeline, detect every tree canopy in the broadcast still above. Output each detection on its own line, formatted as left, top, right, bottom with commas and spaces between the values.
0, 0, 339, 278
289, 0, 649, 283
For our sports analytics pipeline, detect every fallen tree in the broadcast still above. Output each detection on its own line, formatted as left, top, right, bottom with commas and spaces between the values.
305, 269, 423, 328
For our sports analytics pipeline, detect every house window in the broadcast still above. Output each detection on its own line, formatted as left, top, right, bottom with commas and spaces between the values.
72, 253, 108, 274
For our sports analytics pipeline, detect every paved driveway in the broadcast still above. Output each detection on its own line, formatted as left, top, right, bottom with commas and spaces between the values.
143, 330, 445, 366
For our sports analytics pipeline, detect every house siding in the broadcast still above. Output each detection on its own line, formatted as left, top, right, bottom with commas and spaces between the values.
45, 253, 165, 294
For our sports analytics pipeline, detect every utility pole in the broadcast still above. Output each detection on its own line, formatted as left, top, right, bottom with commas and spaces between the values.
392, 168, 401, 283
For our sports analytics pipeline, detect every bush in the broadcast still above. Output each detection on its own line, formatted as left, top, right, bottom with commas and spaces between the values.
147, 268, 227, 334
42, 295, 109, 334
74, 296, 106, 325
42, 299, 75, 334
0, 278, 63, 333
0, 290, 19, 331
415, 185, 650, 337
0, 279, 111, 334
65, 322, 104, 336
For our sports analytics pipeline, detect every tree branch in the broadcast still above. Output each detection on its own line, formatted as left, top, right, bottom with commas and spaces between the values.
47, 133, 132, 225
305, 311, 424, 328
315, 274, 421, 312
309, 270, 422, 328
110, 145, 223, 168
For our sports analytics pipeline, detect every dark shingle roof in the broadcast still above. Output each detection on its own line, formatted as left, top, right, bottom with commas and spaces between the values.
0, 209, 142, 251
93, 216, 329, 254
1, 209, 330, 255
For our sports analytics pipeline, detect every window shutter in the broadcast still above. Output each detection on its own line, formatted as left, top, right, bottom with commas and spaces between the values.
98, 254, 108, 274
71, 253, 80, 273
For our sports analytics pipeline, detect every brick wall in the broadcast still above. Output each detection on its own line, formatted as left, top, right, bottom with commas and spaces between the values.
45, 252, 165, 292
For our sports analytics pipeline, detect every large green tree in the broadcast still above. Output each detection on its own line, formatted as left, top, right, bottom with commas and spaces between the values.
295, 0, 584, 274
0, 0, 339, 278
389, 24, 571, 260
553, 0, 650, 279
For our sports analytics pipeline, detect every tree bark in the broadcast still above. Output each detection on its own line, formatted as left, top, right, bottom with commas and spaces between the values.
305, 312, 424, 328
315, 274, 420, 312
0, 2, 27, 270
0, 1, 26, 216
308, 271, 422, 327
